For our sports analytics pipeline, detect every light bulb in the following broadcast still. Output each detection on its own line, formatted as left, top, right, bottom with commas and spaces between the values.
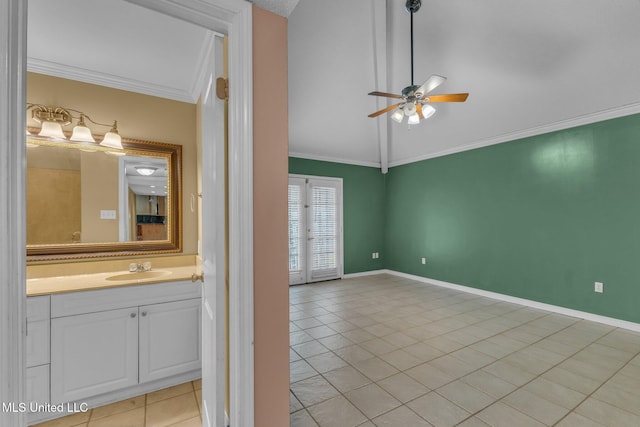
70, 115, 95, 143
421, 104, 436, 119
407, 114, 420, 125
391, 109, 404, 123
38, 121, 66, 140
404, 102, 416, 116
99, 120, 123, 149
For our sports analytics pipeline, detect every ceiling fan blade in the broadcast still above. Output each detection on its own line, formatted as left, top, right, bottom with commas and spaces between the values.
368, 103, 402, 118
416, 75, 446, 96
416, 103, 424, 119
426, 93, 469, 103
369, 91, 404, 99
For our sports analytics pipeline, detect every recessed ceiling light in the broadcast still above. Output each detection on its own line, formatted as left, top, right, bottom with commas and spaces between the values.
135, 166, 157, 176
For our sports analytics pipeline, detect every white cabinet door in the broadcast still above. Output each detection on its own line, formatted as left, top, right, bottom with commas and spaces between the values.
51, 307, 139, 403
139, 299, 201, 383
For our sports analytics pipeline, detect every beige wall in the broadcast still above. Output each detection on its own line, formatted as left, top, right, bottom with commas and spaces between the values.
252, 6, 290, 426
80, 151, 119, 243
26, 167, 81, 244
26, 72, 199, 256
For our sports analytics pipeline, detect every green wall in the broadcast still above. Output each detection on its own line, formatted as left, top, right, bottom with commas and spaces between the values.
385, 113, 640, 323
289, 157, 385, 274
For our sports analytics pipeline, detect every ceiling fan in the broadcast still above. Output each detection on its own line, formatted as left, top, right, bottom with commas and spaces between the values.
368, 0, 468, 124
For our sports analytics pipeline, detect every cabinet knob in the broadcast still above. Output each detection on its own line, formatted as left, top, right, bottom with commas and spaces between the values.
130, 312, 137, 318
191, 273, 204, 283
141, 311, 147, 317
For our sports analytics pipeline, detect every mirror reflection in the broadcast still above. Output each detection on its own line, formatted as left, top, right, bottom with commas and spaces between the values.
26, 135, 182, 261
27, 141, 169, 245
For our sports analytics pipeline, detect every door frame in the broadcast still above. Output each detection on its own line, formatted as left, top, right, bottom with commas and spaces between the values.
0, 0, 255, 425
199, 34, 226, 427
288, 174, 344, 284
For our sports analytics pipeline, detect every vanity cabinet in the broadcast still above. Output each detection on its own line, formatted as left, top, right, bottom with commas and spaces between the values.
26, 296, 51, 411
48, 281, 201, 405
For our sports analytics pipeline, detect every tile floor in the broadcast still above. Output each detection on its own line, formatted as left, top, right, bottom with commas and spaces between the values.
290, 274, 640, 426
32, 380, 202, 427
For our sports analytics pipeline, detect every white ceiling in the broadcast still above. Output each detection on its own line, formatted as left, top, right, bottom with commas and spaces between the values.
27, 0, 214, 103
28, 0, 640, 171
289, 0, 640, 169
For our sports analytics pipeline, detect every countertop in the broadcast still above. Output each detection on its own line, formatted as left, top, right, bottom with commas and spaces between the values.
27, 265, 199, 296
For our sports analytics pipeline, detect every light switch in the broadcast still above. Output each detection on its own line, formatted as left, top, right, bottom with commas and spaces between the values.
100, 210, 117, 220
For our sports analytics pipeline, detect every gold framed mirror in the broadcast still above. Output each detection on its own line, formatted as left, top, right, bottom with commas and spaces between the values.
26, 133, 182, 261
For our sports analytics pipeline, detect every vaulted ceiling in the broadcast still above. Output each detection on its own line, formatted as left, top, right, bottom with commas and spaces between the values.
288, 0, 640, 170
28, 0, 640, 171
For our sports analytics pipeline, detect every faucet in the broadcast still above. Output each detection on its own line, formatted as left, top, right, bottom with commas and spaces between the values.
129, 262, 151, 272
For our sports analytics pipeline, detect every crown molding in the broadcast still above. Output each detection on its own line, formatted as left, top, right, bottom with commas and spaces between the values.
27, 57, 198, 104
289, 151, 381, 168
389, 102, 640, 168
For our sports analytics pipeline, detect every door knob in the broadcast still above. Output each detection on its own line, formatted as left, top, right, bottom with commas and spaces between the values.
191, 273, 204, 283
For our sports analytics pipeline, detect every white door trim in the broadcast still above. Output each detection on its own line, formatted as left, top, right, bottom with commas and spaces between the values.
1, 0, 254, 425
199, 34, 226, 427
0, 0, 27, 425
125, 3, 254, 425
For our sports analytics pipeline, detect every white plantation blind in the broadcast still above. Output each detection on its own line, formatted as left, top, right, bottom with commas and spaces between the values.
310, 186, 337, 278
288, 184, 303, 273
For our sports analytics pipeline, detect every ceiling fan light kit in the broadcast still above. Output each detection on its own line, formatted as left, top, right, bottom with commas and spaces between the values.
368, 0, 469, 125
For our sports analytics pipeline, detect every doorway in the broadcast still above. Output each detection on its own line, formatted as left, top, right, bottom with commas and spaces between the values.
0, 1, 254, 426
288, 175, 343, 285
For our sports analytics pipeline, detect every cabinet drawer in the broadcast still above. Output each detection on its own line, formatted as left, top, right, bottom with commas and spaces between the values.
26, 364, 50, 410
51, 281, 200, 318
27, 296, 50, 367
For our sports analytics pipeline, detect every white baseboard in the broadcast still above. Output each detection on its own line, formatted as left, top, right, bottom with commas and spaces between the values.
342, 269, 388, 279
383, 270, 640, 333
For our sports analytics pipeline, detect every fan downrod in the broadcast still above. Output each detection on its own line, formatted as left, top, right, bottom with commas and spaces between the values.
406, 0, 421, 13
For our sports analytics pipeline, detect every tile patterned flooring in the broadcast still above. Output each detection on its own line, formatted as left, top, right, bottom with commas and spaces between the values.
29, 273, 640, 427
32, 380, 201, 427
289, 274, 640, 426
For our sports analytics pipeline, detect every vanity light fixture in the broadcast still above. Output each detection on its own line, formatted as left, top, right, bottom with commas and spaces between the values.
26, 104, 123, 151
135, 166, 158, 176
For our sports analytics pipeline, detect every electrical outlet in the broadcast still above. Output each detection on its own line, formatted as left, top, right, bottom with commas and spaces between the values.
421, 257, 426, 265
594, 282, 603, 293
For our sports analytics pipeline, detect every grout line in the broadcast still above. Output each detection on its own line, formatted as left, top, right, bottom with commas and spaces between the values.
551, 334, 640, 426
290, 276, 637, 426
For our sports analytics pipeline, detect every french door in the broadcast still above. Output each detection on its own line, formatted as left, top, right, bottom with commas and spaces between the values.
288, 175, 343, 285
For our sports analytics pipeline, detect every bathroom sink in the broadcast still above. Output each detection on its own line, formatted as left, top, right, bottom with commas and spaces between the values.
105, 271, 171, 281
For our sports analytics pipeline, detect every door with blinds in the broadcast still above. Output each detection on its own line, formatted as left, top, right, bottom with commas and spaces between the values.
288, 175, 343, 285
